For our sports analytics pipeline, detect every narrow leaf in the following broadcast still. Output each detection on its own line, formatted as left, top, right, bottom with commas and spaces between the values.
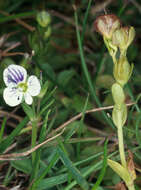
0, 117, 29, 153
108, 159, 131, 184
22, 103, 35, 121
11, 158, 32, 174
92, 139, 108, 190
36, 174, 68, 190
57, 146, 89, 190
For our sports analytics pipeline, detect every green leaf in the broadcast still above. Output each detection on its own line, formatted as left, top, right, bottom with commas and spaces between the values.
38, 80, 49, 99
22, 103, 35, 121
108, 159, 131, 184
0, 117, 7, 143
39, 62, 56, 80
39, 110, 51, 143
32, 152, 60, 189
72, 95, 92, 113
96, 187, 104, 190
0, 117, 29, 153
136, 114, 141, 148
1, 58, 16, 67
39, 99, 54, 116
58, 69, 75, 87
64, 122, 80, 142
11, 158, 32, 174
36, 174, 68, 190
57, 146, 89, 190
0, 11, 36, 23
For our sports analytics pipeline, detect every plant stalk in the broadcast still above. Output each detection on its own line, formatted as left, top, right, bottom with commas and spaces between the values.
118, 125, 135, 190
127, 183, 135, 190
31, 119, 38, 164
117, 125, 127, 168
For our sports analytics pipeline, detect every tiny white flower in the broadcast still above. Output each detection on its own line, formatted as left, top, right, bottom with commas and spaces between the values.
3, 64, 41, 107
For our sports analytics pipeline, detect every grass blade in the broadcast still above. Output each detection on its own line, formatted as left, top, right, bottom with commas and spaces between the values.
0, 117, 29, 153
81, 0, 93, 44
92, 139, 108, 190
0, 117, 7, 143
0, 11, 36, 23
58, 145, 89, 190
74, 7, 114, 129
32, 151, 59, 189
136, 114, 141, 148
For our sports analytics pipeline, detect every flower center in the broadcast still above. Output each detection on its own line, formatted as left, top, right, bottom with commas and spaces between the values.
18, 82, 28, 92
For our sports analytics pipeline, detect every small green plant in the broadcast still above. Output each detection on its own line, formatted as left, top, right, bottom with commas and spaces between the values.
94, 14, 136, 190
0, 11, 54, 189
1, 1, 140, 189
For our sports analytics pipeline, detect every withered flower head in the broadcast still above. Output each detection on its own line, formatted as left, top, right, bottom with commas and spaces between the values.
94, 14, 121, 39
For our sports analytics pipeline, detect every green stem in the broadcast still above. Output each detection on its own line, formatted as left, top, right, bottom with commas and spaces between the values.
120, 49, 127, 57
117, 125, 127, 168
118, 123, 135, 190
31, 102, 38, 164
127, 184, 135, 190
31, 119, 38, 164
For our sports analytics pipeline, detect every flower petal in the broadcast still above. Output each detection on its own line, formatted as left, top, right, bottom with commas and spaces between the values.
24, 92, 33, 105
3, 64, 27, 86
3, 87, 23, 107
27, 76, 41, 96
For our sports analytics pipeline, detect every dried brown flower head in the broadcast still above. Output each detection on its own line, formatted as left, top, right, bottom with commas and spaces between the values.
94, 14, 121, 39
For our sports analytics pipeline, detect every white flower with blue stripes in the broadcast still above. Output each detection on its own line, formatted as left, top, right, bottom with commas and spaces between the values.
3, 64, 41, 107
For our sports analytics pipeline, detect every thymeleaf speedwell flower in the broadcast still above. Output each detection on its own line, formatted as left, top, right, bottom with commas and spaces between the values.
3, 64, 41, 107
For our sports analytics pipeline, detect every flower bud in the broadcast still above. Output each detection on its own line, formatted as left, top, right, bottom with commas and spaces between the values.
36, 11, 51, 28
113, 56, 133, 86
112, 83, 125, 105
94, 14, 121, 39
112, 26, 135, 51
112, 103, 127, 128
